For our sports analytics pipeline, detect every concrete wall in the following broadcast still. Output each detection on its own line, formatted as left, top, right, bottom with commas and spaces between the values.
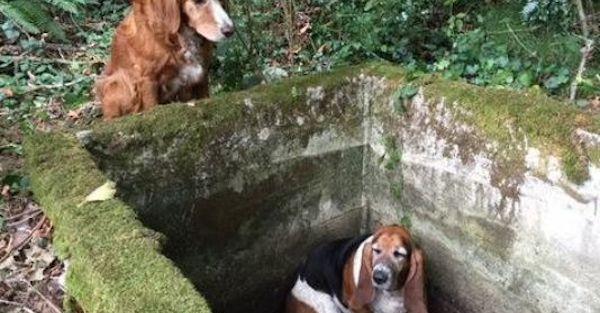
79, 65, 600, 313
368, 89, 600, 313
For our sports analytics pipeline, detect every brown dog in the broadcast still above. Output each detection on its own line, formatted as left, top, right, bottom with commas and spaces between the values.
96, 0, 234, 120
286, 225, 427, 313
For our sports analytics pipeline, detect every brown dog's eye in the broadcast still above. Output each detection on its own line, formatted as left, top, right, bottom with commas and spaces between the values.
195, 0, 207, 4
373, 248, 382, 255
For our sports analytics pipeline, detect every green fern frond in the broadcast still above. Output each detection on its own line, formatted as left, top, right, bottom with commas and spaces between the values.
4, 0, 67, 41
44, 0, 80, 14
43, 19, 68, 42
0, 0, 41, 34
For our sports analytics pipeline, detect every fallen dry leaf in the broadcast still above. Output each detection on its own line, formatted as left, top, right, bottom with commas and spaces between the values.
0, 88, 14, 98
299, 23, 311, 34
79, 180, 117, 207
589, 97, 600, 111
23, 244, 56, 282
317, 44, 329, 54
2, 185, 10, 199
67, 109, 82, 121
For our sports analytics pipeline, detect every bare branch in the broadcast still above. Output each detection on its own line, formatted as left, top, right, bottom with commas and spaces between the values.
0, 299, 37, 313
26, 281, 63, 313
570, 0, 595, 101
0, 55, 100, 66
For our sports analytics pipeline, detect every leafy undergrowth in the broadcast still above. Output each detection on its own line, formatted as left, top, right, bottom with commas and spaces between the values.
1, 1, 127, 311
217, 0, 599, 100
0, 193, 77, 313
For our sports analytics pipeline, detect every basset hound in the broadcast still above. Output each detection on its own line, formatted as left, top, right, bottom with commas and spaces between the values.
286, 225, 426, 313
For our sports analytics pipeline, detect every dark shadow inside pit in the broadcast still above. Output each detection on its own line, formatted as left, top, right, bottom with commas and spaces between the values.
87, 138, 463, 313
92, 142, 367, 313
83, 93, 464, 313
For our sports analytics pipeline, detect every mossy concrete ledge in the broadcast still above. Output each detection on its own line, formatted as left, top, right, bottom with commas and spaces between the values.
24, 63, 600, 313
24, 133, 211, 313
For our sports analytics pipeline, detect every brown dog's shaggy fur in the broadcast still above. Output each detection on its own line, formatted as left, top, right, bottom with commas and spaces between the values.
96, 0, 234, 120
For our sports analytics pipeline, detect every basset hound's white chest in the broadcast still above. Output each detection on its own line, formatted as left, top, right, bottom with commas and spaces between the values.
370, 290, 406, 313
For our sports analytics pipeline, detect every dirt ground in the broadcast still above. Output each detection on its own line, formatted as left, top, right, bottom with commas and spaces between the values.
0, 105, 98, 313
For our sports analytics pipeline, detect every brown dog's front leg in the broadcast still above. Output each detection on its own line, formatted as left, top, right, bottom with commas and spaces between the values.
138, 78, 159, 112
404, 249, 428, 313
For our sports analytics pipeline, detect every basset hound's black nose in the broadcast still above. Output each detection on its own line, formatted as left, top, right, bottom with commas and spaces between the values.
373, 269, 389, 285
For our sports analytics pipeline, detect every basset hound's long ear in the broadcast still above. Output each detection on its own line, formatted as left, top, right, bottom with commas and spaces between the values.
403, 248, 428, 310
349, 240, 375, 310
397, 243, 413, 287
406, 246, 422, 283
136, 0, 181, 38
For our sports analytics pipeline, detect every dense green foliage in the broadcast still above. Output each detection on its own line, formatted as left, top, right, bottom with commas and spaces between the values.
0, 1, 598, 191
0, 0, 597, 115
0, 0, 87, 41
0, 0, 126, 127
522, 0, 574, 29
215, 0, 597, 98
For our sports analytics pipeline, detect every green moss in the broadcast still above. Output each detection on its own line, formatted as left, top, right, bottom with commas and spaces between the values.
590, 148, 600, 165
91, 65, 366, 143
24, 133, 210, 313
390, 182, 403, 201
422, 76, 597, 183
363, 62, 410, 82
383, 136, 402, 171
563, 150, 590, 185
400, 214, 412, 229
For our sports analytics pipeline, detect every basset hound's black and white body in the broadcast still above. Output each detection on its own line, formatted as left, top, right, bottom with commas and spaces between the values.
286, 226, 425, 313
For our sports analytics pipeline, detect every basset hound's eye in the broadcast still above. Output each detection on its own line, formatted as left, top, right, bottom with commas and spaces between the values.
394, 250, 407, 258
195, 0, 207, 4
373, 248, 382, 255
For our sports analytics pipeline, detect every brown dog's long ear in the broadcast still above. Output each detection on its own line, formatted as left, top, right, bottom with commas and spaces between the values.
137, 0, 181, 38
349, 241, 375, 310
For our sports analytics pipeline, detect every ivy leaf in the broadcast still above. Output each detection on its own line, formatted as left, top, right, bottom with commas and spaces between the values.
465, 64, 479, 75
517, 71, 534, 87
544, 72, 570, 90
1, 21, 20, 43
435, 59, 451, 71
364, 0, 377, 11
392, 85, 419, 114
397, 85, 419, 99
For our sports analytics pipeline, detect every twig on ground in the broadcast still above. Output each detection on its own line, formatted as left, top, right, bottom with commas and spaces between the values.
26, 76, 94, 93
7, 211, 43, 227
0, 236, 14, 261
0, 217, 46, 264
505, 22, 538, 59
0, 55, 99, 66
570, 0, 595, 101
6, 207, 42, 221
0, 299, 37, 313
26, 281, 62, 313
0, 43, 85, 54
487, 25, 540, 34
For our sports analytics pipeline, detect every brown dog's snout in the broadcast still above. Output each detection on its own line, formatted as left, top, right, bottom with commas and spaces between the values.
221, 24, 235, 37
